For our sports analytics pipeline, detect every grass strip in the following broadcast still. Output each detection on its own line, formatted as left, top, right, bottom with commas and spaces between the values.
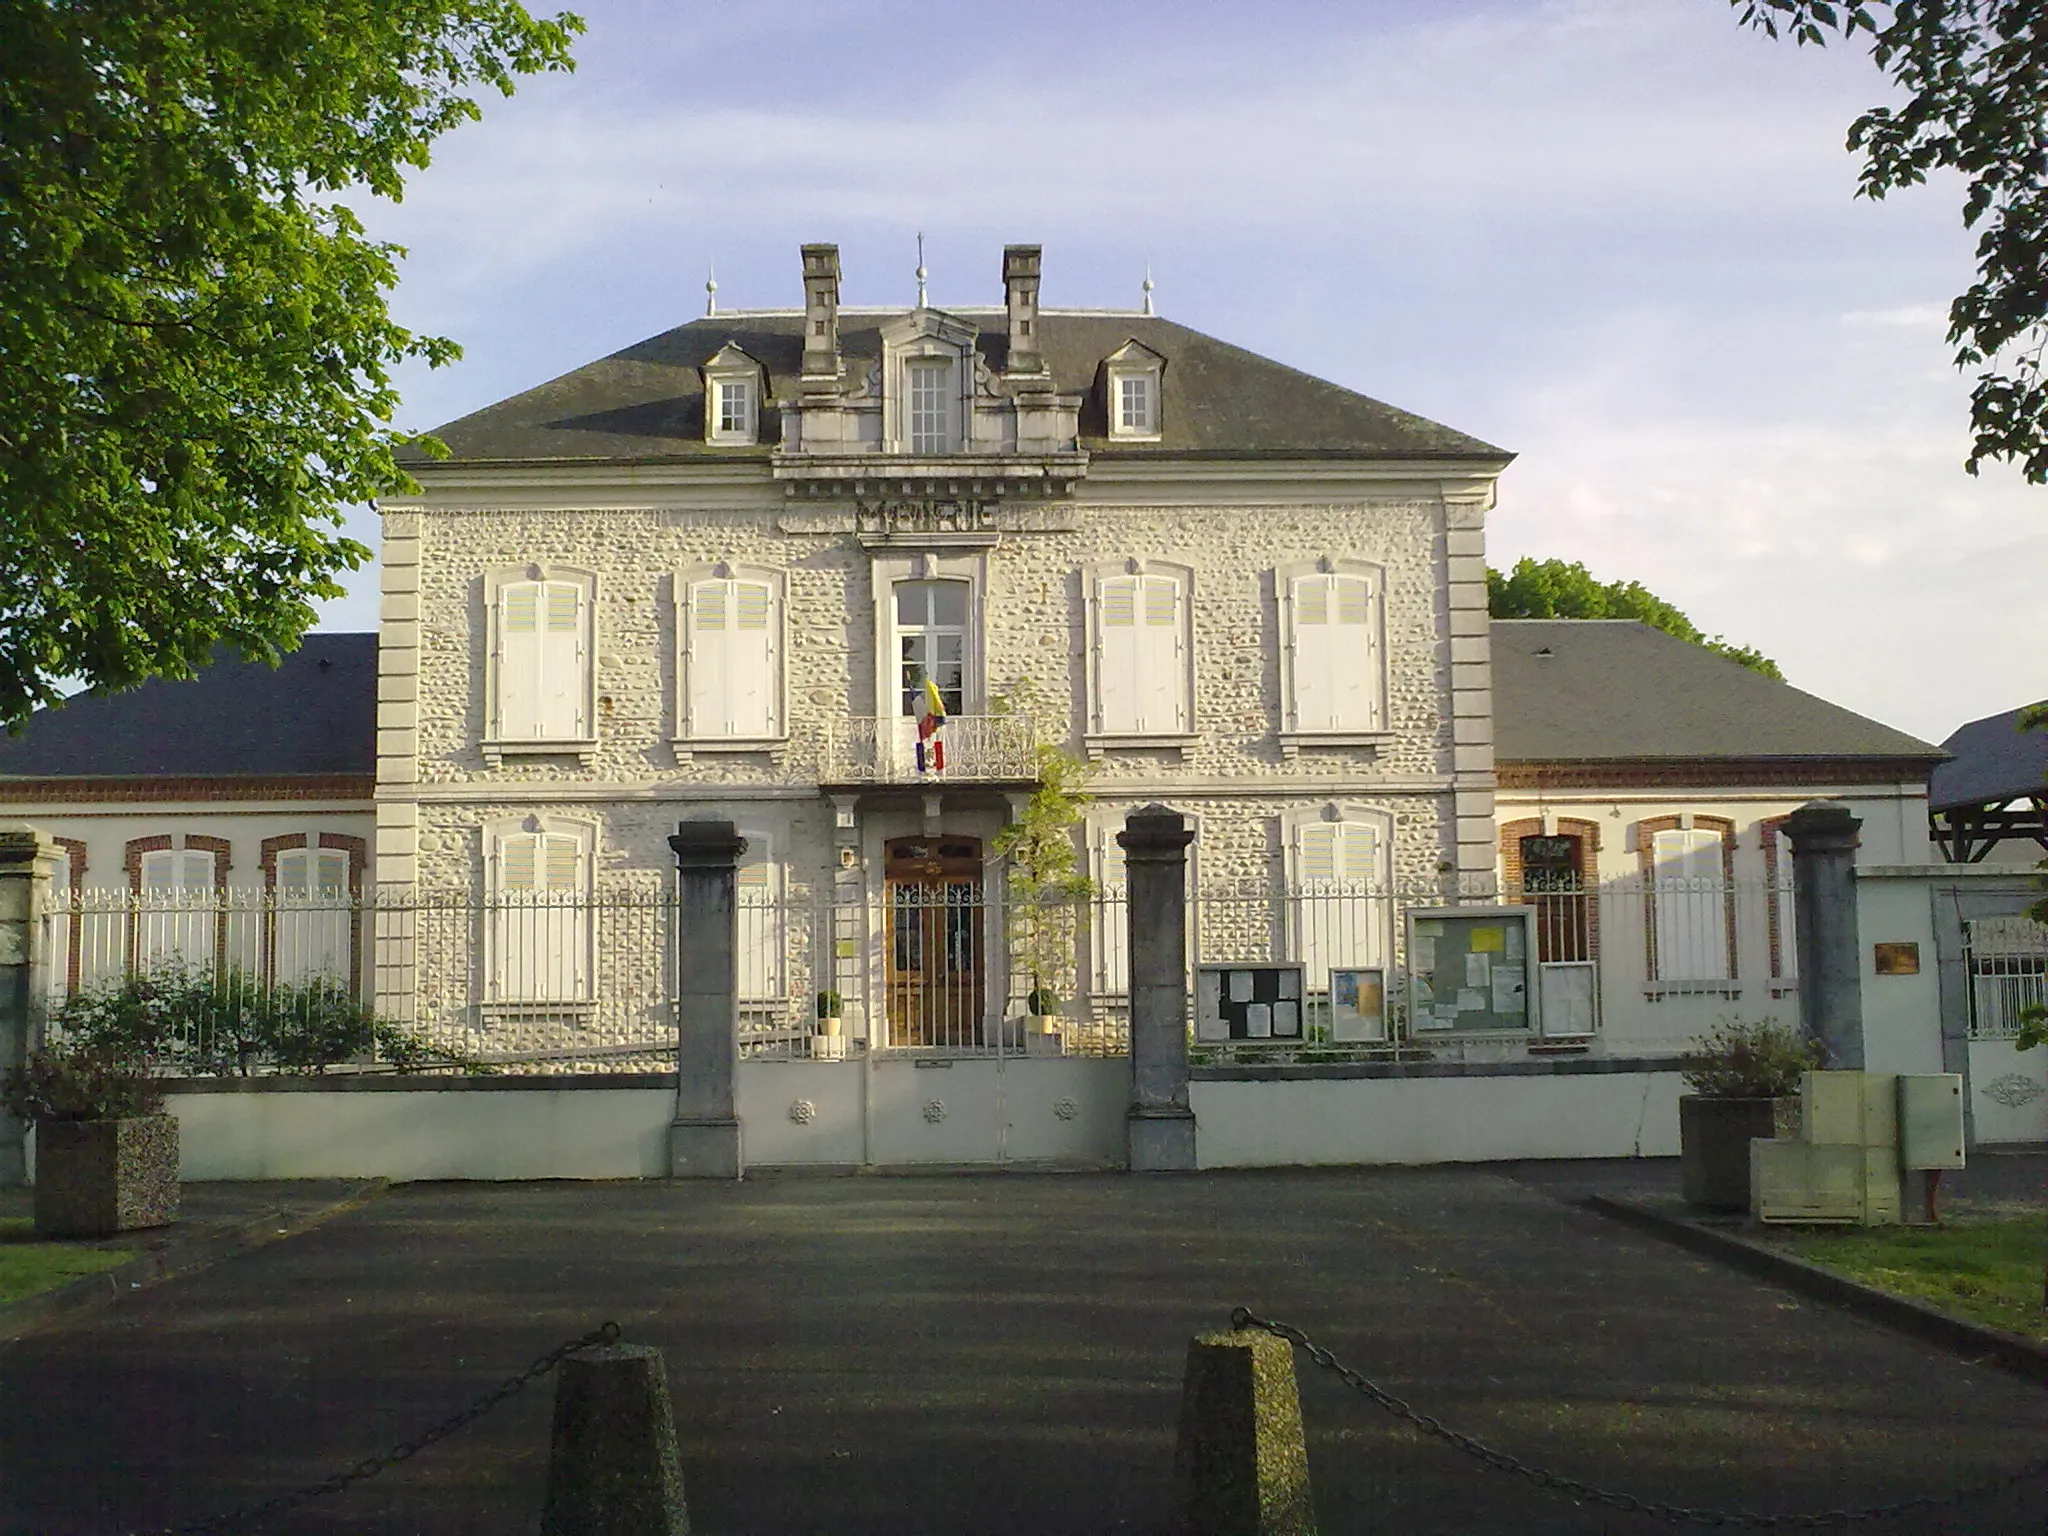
1785, 1214, 2048, 1344
0, 1216, 137, 1305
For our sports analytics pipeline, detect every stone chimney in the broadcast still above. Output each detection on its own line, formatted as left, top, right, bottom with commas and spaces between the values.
1003, 244, 1046, 376
800, 243, 840, 382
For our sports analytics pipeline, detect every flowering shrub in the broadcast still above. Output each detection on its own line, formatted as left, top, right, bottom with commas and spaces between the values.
1679, 1018, 1823, 1099
2, 1043, 165, 1123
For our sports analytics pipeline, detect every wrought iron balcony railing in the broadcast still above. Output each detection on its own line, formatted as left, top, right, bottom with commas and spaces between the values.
807, 715, 1039, 783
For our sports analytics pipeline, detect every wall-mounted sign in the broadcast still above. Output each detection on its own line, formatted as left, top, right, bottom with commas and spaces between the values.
1406, 907, 1537, 1034
1196, 965, 1307, 1041
1873, 942, 1921, 976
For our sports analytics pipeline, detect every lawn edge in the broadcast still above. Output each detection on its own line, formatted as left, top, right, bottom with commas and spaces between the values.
1585, 1193, 2048, 1388
0, 1178, 389, 1345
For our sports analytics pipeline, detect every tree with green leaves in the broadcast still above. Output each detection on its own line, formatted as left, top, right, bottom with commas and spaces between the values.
0, 2, 582, 729
1487, 557, 1784, 678
1735, 1, 2048, 481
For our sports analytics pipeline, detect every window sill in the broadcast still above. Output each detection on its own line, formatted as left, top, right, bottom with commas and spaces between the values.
1107, 429, 1163, 444
671, 738, 786, 761
480, 999, 598, 1022
1084, 732, 1200, 760
1528, 1037, 1595, 1054
1643, 985, 1742, 1001
483, 738, 598, 768
1278, 730, 1394, 760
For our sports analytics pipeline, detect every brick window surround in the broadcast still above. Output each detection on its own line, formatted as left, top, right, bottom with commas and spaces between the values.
51, 837, 87, 994
259, 833, 369, 996
1759, 814, 1798, 993
1636, 814, 1738, 987
124, 833, 231, 973
1499, 817, 1602, 966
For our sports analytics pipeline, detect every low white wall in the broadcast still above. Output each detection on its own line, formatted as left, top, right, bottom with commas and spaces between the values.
170, 1086, 676, 1181
1191, 1070, 1683, 1167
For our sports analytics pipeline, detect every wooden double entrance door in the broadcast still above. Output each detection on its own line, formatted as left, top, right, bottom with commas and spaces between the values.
883, 835, 986, 1048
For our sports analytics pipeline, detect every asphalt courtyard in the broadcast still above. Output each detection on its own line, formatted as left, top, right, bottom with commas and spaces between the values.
4, 1168, 2047, 1535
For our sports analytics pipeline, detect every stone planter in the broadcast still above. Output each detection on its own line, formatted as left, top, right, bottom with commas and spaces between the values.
1679, 1096, 1780, 1213
33, 1115, 180, 1238
1025, 1016, 1064, 1057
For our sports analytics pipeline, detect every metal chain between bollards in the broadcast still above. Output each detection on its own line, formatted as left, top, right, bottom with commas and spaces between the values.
132, 1321, 621, 1536
1232, 1307, 2048, 1529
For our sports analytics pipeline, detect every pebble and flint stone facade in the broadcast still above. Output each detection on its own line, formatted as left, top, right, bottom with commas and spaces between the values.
374, 243, 1512, 1047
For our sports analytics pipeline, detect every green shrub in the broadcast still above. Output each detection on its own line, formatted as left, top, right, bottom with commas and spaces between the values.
49, 966, 487, 1076
3, 1042, 165, 1122
1679, 1017, 1823, 1099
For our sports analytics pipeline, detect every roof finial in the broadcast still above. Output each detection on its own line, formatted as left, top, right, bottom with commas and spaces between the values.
1141, 262, 1155, 317
915, 231, 928, 309
704, 258, 718, 318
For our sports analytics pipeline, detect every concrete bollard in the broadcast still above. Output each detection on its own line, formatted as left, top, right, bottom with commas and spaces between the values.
1175, 1328, 1316, 1536
541, 1343, 690, 1536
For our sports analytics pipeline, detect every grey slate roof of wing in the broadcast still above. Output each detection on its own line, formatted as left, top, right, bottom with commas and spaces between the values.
400, 312, 1508, 465
0, 635, 376, 779
1930, 704, 2048, 811
1492, 621, 1945, 766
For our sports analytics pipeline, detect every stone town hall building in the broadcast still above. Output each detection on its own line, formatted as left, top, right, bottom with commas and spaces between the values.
372, 243, 1506, 1047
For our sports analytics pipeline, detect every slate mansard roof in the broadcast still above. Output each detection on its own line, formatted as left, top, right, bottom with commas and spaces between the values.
1930, 704, 2048, 813
404, 311, 1509, 467
0, 636, 376, 782
1492, 621, 1945, 771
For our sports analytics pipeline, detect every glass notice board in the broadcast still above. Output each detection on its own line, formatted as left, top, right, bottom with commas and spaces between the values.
1405, 906, 1536, 1034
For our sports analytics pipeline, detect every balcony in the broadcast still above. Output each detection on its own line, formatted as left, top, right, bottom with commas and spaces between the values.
809, 715, 1039, 784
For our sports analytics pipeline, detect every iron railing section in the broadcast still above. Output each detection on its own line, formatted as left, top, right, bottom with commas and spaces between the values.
1963, 913, 2048, 1040
806, 714, 1038, 782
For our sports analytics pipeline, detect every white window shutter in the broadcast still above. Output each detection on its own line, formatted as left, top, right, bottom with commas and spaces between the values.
1652, 829, 1730, 982
1340, 820, 1380, 886
687, 579, 730, 738
497, 582, 545, 738
177, 850, 213, 890
731, 580, 778, 737
313, 849, 350, 895
1092, 829, 1130, 994
1295, 822, 1337, 885
1094, 576, 1141, 733
276, 849, 310, 896
1290, 573, 1382, 732
537, 582, 586, 738
1137, 575, 1186, 732
735, 835, 783, 1000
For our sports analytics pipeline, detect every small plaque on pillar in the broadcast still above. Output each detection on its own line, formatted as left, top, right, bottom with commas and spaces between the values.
1873, 942, 1920, 976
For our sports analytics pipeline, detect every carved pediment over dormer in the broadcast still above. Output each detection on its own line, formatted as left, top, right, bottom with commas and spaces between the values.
782, 303, 1082, 461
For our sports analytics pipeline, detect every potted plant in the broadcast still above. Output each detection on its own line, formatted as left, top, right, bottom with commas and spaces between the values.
814, 990, 846, 1060
1023, 986, 1064, 1054
1678, 1018, 1821, 1213
3, 1041, 179, 1238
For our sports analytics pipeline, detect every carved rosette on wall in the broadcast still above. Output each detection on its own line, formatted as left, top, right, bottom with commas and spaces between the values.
922, 1099, 948, 1124
1982, 1073, 2045, 1109
1053, 1097, 1079, 1121
788, 1099, 818, 1125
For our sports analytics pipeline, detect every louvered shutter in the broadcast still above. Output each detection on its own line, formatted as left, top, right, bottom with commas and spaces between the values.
689, 579, 779, 738
735, 835, 783, 1000
1136, 575, 1187, 732
1651, 829, 1729, 982
140, 849, 214, 969
1292, 820, 1387, 988
274, 847, 351, 982
537, 582, 586, 738
1092, 830, 1130, 994
1094, 576, 1140, 733
1290, 573, 1382, 731
494, 832, 588, 1001
496, 583, 544, 738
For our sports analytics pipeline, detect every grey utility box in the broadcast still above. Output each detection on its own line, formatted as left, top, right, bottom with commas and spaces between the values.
1896, 1074, 1965, 1170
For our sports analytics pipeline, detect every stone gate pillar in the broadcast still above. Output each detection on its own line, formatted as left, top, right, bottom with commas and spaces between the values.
1121, 804, 1197, 1172
668, 821, 745, 1180
1785, 801, 1865, 1070
0, 825, 58, 1187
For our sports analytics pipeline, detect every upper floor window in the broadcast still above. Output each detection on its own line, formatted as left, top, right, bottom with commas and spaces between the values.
896, 579, 968, 715
908, 361, 953, 453
702, 342, 764, 446
485, 566, 596, 757
1103, 339, 1166, 441
1279, 560, 1388, 741
1085, 560, 1192, 741
678, 564, 785, 746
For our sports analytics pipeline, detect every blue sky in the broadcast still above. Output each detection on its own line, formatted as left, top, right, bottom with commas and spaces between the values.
324, 0, 2046, 744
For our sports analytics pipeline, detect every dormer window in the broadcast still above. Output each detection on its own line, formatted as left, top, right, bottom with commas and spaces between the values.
908, 360, 953, 453
1118, 374, 1154, 433
1103, 339, 1166, 442
701, 342, 765, 446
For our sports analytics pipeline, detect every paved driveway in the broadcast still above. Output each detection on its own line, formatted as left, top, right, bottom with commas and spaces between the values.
2, 1169, 2045, 1535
